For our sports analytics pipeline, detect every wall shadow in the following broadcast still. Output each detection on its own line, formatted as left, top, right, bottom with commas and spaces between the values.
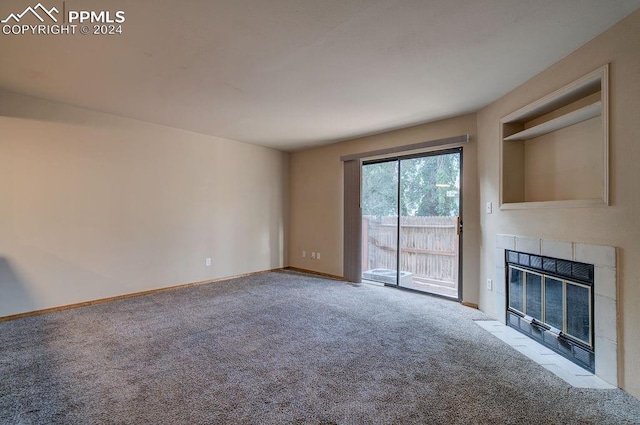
0, 89, 128, 130
0, 257, 34, 318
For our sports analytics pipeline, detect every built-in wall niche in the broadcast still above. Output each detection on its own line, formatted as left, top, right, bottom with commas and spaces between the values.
500, 65, 609, 209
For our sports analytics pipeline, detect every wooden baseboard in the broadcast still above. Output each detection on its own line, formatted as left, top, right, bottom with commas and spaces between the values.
461, 301, 479, 309
283, 267, 345, 281
0, 269, 279, 323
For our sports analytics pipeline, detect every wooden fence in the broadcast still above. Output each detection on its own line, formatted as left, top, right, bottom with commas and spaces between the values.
362, 215, 459, 285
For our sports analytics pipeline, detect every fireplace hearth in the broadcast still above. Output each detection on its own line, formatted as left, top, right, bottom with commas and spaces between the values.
505, 250, 595, 371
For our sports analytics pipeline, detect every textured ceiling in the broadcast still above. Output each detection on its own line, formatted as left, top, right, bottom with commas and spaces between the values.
1, 0, 639, 151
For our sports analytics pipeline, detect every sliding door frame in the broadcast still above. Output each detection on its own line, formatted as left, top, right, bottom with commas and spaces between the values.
342, 135, 468, 301
362, 147, 463, 300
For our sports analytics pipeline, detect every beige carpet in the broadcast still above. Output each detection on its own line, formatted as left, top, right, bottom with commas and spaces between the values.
1, 270, 639, 424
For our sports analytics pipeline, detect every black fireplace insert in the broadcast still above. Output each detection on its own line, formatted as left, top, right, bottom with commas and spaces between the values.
505, 250, 595, 371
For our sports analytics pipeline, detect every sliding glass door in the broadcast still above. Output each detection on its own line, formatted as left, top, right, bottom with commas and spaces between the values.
361, 148, 462, 299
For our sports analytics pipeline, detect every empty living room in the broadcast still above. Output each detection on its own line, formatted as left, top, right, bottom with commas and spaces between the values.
2, 1, 640, 423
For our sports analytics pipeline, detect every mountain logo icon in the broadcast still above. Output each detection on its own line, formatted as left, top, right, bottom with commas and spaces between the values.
1, 3, 59, 24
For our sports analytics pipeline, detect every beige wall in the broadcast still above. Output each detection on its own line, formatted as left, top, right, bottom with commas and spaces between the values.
477, 10, 640, 398
523, 116, 602, 202
289, 114, 480, 304
0, 91, 289, 317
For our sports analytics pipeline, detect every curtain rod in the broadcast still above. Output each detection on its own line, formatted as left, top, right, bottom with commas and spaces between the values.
340, 134, 469, 162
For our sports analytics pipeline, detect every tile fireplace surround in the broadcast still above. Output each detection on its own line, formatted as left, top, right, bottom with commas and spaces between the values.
494, 234, 618, 386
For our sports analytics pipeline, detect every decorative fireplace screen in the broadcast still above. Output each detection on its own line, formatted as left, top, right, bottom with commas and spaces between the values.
505, 250, 595, 371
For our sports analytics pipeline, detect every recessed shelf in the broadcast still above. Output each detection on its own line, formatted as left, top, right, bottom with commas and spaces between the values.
499, 65, 609, 208
504, 101, 602, 141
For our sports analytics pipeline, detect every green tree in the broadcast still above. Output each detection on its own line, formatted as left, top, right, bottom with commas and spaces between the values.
362, 153, 459, 218
361, 161, 398, 217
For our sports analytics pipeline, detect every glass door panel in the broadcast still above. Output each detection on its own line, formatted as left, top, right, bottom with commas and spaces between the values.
566, 283, 592, 346
544, 277, 564, 331
526, 272, 543, 321
361, 160, 399, 285
508, 268, 524, 313
398, 152, 461, 298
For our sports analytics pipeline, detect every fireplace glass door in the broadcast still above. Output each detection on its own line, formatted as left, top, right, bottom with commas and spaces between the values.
508, 266, 593, 348
565, 282, 592, 346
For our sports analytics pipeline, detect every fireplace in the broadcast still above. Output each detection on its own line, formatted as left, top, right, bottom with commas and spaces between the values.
495, 235, 618, 386
505, 250, 595, 371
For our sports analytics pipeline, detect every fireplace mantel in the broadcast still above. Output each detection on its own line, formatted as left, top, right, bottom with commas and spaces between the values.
494, 234, 617, 386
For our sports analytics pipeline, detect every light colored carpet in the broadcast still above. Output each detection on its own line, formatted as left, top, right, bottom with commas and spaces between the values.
1, 270, 639, 424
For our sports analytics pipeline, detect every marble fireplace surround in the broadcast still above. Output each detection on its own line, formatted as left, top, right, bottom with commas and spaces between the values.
495, 234, 618, 386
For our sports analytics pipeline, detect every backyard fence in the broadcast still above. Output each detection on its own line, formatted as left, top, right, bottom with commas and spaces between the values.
362, 215, 459, 285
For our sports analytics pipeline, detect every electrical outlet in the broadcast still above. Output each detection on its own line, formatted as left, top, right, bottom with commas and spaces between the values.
316, 252, 321, 260
302, 250, 306, 258
486, 202, 492, 214
486, 278, 493, 291
205, 258, 212, 267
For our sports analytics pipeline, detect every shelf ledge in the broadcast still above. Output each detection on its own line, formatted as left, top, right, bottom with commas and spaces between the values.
500, 198, 607, 210
504, 101, 601, 141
